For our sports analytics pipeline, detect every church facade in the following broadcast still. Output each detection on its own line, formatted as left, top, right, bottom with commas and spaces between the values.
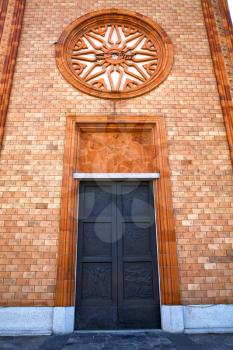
0, 0, 233, 334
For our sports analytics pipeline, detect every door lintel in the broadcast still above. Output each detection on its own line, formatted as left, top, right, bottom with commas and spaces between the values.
73, 173, 160, 181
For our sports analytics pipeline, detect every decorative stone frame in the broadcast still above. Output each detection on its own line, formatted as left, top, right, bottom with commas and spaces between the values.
0, 0, 25, 148
55, 9, 173, 99
201, 0, 233, 165
55, 115, 180, 307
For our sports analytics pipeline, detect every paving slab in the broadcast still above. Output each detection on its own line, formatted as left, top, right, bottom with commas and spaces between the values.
0, 331, 232, 350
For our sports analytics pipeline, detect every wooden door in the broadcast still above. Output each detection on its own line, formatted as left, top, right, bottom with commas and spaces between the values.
75, 181, 160, 329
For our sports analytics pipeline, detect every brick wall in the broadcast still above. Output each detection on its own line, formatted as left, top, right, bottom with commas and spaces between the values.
0, 0, 232, 306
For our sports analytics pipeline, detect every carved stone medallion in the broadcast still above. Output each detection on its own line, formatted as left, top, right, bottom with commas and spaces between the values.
56, 9, 173, 99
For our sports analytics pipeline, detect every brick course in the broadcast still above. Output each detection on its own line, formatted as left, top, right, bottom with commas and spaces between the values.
0, 0, 232, 305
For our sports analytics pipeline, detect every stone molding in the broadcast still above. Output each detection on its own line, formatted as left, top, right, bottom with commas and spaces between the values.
0, 0, 25, 148
218, 0, 233, 67
0, 0, 9, 43
201, 0, 233, 165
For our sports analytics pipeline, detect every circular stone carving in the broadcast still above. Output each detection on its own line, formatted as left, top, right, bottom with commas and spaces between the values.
56, 9, 173, 99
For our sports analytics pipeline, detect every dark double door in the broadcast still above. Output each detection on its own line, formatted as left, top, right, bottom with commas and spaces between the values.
75, 181, 160, 329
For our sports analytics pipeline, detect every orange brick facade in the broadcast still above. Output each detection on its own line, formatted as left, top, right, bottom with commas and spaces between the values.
0, 0, 233, 309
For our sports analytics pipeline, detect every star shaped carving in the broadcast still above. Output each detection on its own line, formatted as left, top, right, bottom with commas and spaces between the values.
71, 24, 159, 92
56, 10, 173, 99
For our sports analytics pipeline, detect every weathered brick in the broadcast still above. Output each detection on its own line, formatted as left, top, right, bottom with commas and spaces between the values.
0, 0, 232, 306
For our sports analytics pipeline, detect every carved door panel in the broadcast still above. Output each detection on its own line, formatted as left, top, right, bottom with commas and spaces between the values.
75, 182, 160, 329
116, 183, 160, 328
75, 182, 118, 329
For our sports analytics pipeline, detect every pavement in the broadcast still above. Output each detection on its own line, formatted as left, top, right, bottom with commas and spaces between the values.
0, 331, 233, 350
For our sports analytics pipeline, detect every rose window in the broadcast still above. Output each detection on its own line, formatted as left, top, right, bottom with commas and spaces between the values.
56, 9, 173, 99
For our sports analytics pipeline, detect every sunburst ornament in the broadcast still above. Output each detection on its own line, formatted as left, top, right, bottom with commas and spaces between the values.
56, 9, 173, 99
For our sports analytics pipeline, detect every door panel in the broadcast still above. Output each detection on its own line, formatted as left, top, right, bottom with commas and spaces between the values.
75, 183, 117, 329
123, 262, 154, 299
117, 182, 160, 329
75, 181, 160, 329
81, 263, 112, 300
82, 222, 112, 257
123, 222, 151, 256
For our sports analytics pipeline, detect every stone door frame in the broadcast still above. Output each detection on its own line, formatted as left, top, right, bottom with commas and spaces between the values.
55, 115, 180, 306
